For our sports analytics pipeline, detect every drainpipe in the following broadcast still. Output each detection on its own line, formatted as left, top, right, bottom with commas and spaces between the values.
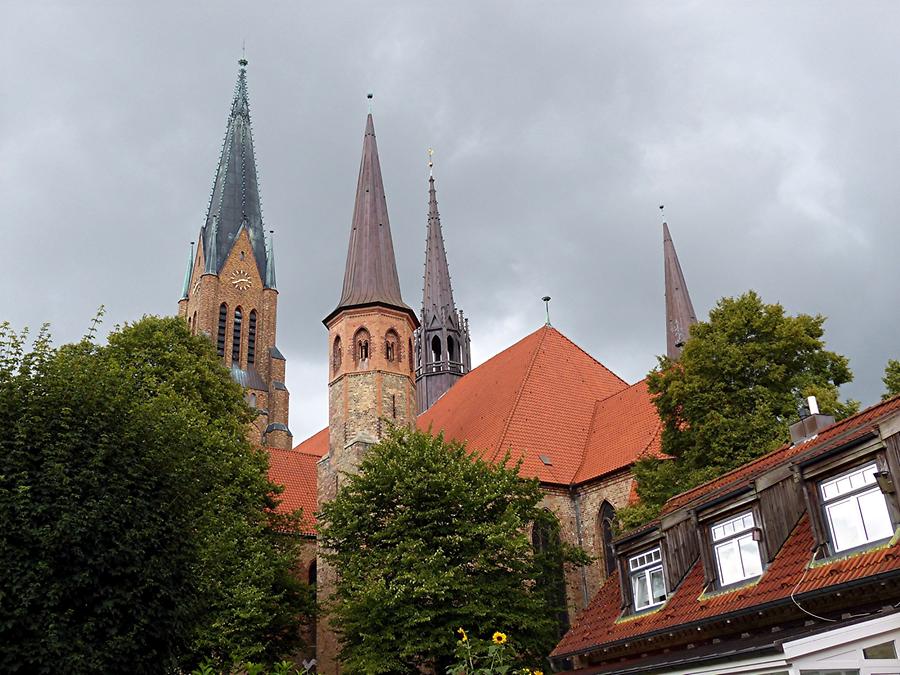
570, 487, 590, 608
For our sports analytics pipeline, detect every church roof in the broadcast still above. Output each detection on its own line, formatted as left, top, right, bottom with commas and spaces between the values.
325, 112, 415, 324
267, 442, 326, 535
421, 174, 456, 321
200, 60, 271, 286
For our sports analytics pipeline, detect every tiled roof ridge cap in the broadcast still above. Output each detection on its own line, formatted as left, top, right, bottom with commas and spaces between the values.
662, 394, 900, 515
271, 444, 323, 459
492, 326, 549, 463
551, 326, 630, 389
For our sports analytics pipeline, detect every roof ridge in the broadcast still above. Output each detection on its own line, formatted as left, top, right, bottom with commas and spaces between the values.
550, 326, 629, 389
492, 326, 549, 463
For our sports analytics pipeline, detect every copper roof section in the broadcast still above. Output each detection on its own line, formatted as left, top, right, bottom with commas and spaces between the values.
325, 113, 415, 325
663, 222, 697, 359
200, 60, 271, 286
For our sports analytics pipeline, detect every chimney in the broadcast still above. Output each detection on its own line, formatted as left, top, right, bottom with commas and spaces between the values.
789, 396, 835, 444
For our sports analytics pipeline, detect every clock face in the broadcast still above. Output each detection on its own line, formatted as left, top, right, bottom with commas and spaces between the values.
230, 269, 253, 291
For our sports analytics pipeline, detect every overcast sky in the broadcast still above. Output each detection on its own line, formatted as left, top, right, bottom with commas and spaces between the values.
4, 2, 899, 442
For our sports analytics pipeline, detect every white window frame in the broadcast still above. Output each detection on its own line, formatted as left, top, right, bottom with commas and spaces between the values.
820, 462, 894, 554
628, 547, 666, 611
711, 510, 763, 587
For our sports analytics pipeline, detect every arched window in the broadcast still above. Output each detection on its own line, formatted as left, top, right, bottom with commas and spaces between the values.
308, 559, 317, 586
354, 328, 370, 366
247, 310, 257, 365
192, 311, 198, 335
232, 307, 243, 364
598, 501, 617, 577
532, 514, 570, 638
333, 335, 343, 374
385, 330, 399, 363
187, 315, 192, 333
248, 392, 257, 408
448, 335, 456, 362
217, 303, 228, 357
431, 335, 442, 365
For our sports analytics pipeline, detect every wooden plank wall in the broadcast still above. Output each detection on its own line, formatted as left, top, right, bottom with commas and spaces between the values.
662, 518, 700, 590
758, 478, 806, 562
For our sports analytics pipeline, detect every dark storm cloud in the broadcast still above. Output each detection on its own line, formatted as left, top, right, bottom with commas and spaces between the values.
4, 2, 899, 440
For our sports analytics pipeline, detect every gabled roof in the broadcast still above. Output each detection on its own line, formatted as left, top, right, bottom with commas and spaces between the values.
419, 325, 652, 485
267, 445, 324, 535
200, 60, 271, 286
325, 112, 415, 324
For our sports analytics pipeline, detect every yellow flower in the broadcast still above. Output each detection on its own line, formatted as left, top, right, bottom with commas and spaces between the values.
457, 627, 468, 642
492, 631, 507, 645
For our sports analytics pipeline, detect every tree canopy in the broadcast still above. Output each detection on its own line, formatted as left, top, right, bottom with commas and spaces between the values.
620, 291, 857, 529
0, 316, 312, 674
316, 427, 589, 674
883, 359, 900, 400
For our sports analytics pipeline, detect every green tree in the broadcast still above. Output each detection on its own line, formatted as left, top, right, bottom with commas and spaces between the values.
883, 359, 900, 400
0, 317, 312, 674
620, 291, 857, 529
317, 427, 589, 674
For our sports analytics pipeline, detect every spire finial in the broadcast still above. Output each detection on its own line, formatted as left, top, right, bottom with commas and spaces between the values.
239, 41, 247, 68
367, 91, 374, 114
427, 147, 434, 178
659, 204, 665, 225
542, 296, 552, 326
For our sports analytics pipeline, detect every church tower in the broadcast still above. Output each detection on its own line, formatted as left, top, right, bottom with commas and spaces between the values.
663, 221, 697, 359
414, 161, 471, 412
317, 106, 419, 672
178, 59, 291, 449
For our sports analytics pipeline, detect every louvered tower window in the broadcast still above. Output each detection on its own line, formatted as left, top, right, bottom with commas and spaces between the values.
232, 307, 243, 364
217, 303, 228, 356
247, 310, 257, 365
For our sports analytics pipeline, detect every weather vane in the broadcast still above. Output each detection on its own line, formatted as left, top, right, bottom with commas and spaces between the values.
542, 296, 552, 326
239, 41, 247, 68
659, 204, 666, 225
427, 147, 434, 177
367, 91, 374, 114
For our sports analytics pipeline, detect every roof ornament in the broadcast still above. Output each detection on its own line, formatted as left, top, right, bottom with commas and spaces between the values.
240, 41, 247, 68
659, 203, 665, 225
367, 91, 374, 114
427, 147, 434, 178
543, 296, 552, 326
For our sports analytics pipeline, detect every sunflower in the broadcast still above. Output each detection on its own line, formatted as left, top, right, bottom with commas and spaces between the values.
492, 631, 507, 645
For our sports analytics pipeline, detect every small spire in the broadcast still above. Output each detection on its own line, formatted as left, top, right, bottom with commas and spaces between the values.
265, 229, 277, 289
663, 212, 698, 359
181, 241, 195, 299
542, 296, 552, 326
367, 91, 374, 115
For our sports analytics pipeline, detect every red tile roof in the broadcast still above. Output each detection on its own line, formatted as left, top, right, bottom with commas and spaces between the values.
553, 515, 900, 659
267, 446, 321, 535
292, 426, 329, 458
662, 394, 900, 515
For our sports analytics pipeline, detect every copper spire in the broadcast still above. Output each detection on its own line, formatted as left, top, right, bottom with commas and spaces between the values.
422, 170, 456, 321
664, 221, 697, 359
200, 59, 271, 285
326, 110, 415, 324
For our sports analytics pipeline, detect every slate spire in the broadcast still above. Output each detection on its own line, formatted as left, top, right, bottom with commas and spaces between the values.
415, 163, 471, 412
664, 221, 697, 359
200, 59, 271, 285
326, 111, 415, 323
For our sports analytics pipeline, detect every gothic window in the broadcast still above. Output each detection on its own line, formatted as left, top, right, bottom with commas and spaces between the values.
308, 559, 317, 586
232, 307, 243, 364
599, 501, 617, 577
447, 335, 456, 362
187, 315, 192, 333
248, 392, 257, 408
217, 303, 228, 357
333, 335, 343, 374
431, 335, 442, 365
532, 514, 570, 638
247, 310, 257, 365
354, 328, 371, 366
385, 330, 399, 363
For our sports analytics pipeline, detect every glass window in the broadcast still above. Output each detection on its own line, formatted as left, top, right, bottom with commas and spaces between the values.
863, 640, 897, 659
712, 511, 763, 586
629, 547, 666, 610
821, 463, 894, 553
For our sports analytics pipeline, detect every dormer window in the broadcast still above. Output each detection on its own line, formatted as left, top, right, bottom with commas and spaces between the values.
629, 547, 666, 610
821, 462, 893, 553
712, 511, 762, 586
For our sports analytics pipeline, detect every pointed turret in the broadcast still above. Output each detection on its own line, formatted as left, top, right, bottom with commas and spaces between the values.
664, 222, 697, 359
415, 165, 471, 412
324, 112, 416, 324
180, 241, 194, 300
199, 59, 272, 286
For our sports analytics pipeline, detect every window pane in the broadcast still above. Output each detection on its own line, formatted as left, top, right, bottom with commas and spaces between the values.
738, 535, 762, 578
650, 568, 666, 603
633, 571, 649, 608
858, 488, 893, 542
716, 540, 743, 586
863, 640, 897, 659
828, 498, 866, 551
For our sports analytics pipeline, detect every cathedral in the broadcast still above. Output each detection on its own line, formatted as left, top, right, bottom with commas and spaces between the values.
179, 61, 698, 671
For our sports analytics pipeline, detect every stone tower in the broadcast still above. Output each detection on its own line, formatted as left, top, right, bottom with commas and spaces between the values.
316, 108, 419, 672
178, 59, 291, 449
663, 221, 697, 359
414, 167, 471, 412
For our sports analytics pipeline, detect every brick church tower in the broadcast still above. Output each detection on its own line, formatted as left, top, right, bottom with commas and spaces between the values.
178, 59, 291, 450
414, 161, 471, 412
316, 106, 419, 672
